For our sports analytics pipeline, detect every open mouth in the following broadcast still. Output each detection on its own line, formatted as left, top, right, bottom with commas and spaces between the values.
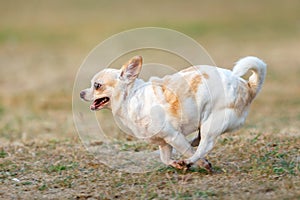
90, 97, 110, 111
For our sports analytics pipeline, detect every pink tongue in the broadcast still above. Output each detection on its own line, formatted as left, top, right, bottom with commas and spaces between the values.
90, 104, 96, 110
90, 101, 98, 110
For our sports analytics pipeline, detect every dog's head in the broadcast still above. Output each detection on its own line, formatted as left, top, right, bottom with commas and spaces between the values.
80, 56, 143, 111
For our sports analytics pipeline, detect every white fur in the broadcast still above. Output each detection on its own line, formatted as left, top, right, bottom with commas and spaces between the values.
80, 56, 267, 170
233, 56, 267, 95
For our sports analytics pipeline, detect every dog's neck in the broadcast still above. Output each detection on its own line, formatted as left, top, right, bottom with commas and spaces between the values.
111, 78, 145, 116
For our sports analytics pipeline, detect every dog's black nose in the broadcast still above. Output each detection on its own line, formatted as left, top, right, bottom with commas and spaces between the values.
80, 91, 85, 99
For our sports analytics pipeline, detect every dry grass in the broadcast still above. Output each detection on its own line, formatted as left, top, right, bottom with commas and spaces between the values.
0, 0, 299, 199
0, 133, 299, 199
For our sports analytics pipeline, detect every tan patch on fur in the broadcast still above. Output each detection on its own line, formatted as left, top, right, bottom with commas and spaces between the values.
190, 74, 202, 94
114, 89, 121, 101
151, 78, 180, 117
228, 82, 255, 116
202, 72, 209, 79
162, 84, 180, 117
152, 84, 158, 99
151, 79, 164, 99
106, 79, 117, 88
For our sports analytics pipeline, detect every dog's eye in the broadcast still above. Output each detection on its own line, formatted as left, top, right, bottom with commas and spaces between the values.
94, 82, 102, 90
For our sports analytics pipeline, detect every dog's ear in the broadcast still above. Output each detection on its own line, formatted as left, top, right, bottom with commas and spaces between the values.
119, 56, 143, 82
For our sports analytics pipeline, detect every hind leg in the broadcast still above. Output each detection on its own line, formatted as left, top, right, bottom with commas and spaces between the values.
185, 121, 221, 172
187, 133, 216, 172
185, 111, 229, 172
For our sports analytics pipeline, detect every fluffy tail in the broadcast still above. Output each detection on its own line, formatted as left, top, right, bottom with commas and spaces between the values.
232, 56, 267, 97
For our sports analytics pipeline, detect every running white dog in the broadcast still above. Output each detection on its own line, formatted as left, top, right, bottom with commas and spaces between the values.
80, 56, 266, 171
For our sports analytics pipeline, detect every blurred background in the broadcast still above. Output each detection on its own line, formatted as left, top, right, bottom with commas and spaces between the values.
0, 0, 299, 142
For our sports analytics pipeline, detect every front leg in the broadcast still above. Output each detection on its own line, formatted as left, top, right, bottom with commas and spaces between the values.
159, 143, 192, 170
164, 131, 194, 158
164, 130, 212, 172
163, 131, 196, 170
159, 143, 173, 166
158, 143, 184, 169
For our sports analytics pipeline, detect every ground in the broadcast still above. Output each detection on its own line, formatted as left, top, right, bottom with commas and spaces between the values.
0, 1, 299, 199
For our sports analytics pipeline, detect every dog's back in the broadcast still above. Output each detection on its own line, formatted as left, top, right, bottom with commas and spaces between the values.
149, 57, 266, 136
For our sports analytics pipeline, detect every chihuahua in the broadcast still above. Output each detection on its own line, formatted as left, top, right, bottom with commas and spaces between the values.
80, 56, 266, 171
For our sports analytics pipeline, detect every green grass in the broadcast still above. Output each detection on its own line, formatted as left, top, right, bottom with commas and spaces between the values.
0, 150, 7, 158
22, 181, 33, 185
38, 184, 47, 191
46, 162, 78, 173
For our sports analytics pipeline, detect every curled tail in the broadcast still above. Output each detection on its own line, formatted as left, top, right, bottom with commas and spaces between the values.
232, 56, 267, 98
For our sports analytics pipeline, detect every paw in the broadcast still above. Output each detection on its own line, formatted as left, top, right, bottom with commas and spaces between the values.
170, 160, 192, 170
